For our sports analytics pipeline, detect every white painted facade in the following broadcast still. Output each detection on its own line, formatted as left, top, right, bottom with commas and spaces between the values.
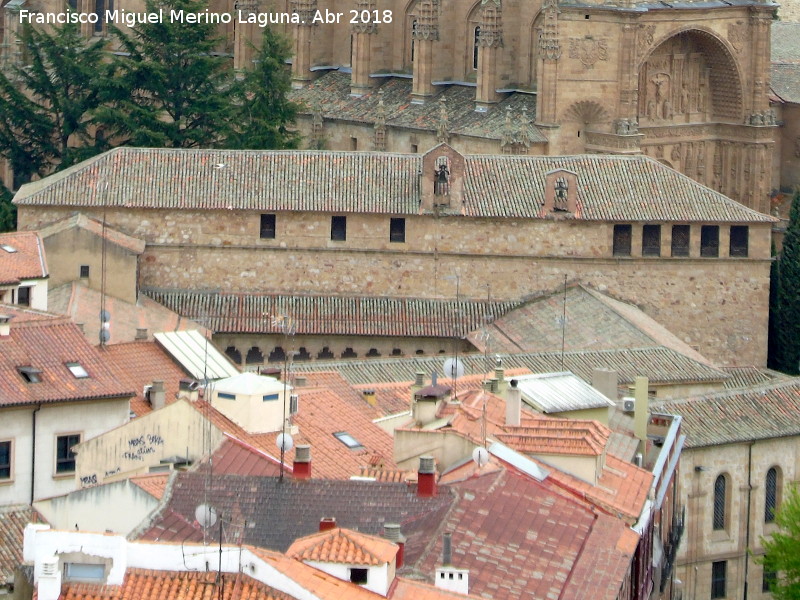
302, 559, 393, 597
434, 566, 470, 595
0, 399, 130, 506
210, 373, 291, 434
0, 277, 48, 311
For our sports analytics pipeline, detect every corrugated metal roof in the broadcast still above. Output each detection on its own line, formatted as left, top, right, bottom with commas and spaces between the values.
153, 330, 239, 380
514, 372, 616, 413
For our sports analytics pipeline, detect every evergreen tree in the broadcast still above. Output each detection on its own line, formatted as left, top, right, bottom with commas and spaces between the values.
769, 191, 800, 374
0, 186, 15, 233
227, 28, 300, 150
0, 21, 110, 217
100, 0, 236, 148
760, 484, 800, 599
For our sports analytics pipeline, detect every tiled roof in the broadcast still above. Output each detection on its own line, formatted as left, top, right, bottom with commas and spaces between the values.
138, 472, 454, 562
294, 346, 729, 387
0, 505, 44, 586
495, 420, 610, 456
0, 315, 135, 407
770, 62, 800, 103
195, 436, 284, 477
721, 366, 790, 390
59, 568, 294, 600
143, 289, 518, 337
653, 378, 800, 448
129, 474, 171, 500
772, 22, 800, 63
38, 213, 146, 254
286, 528, 398, 566
391, 578, 486, 600
13, 147, 774, 223
470, 284, 714, 365
0, 231, 47, 284
289, 71, 547, 142
48, 282, 205, 346
100, 341, 190, 416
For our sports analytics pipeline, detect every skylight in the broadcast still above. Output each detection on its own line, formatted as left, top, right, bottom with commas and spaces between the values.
66, 362, 89, 378
333, 431, 363, 449
18, 366, 42, 383
0, 244, 17, 253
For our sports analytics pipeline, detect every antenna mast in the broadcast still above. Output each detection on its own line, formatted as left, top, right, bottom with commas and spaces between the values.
560, 275, 567, 370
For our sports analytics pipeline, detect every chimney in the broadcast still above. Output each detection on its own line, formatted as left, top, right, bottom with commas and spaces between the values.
434, 532, 469, 594
634, 376, 649, 456
494, 366, 506, 394
150, 380, 166, 410
362, 389, 376, 406
0, 314, 10, 337
442, 532, 452, 565
294, 445, 311, 479
178, 379, 199, 401
38, 557, 62, 600
417, 456, 437, 497
384, 523, 406, 568
592, 368, 618, 402
135, 327, 148, 341
319, 517, 336, 531
414, 371, 425, 387
506, 379, 521, 426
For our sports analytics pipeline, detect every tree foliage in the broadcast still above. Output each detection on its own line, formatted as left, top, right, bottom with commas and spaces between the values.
761, 484, 800, 599
769, 191, 800, 374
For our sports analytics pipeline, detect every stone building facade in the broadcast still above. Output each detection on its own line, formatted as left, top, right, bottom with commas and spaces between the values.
13, 144, 775, 366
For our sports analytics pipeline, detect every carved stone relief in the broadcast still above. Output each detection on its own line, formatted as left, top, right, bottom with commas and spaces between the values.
568, 37, 609, 69
727, 22, 747, 54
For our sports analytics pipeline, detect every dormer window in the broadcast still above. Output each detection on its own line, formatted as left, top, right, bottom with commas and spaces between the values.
18, 366, 42, 383
334, 431, 363, 449
350, 568, 368, 584
66, 362, 89, 379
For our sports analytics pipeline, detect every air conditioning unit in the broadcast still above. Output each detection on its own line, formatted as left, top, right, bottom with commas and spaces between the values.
622, 398, 635, 413
289, 394, 299, 415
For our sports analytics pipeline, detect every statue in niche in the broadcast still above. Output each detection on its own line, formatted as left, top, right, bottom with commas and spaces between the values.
681, 85, 690, 114
697, 142, 705, 177
671, 145, 682, 162
698, 85, 708, 113
663, 99, 673, 120
647, 100, 657, 119
685, 143, 694, 175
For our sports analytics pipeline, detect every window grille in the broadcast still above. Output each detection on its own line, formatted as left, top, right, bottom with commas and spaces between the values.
765, 467, 778, 523
713, 474, 726, 530
671, 225, 690, 257
613, 224, 632, 257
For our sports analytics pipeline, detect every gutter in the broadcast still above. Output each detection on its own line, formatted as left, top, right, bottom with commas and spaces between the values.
31, 404, 41, 504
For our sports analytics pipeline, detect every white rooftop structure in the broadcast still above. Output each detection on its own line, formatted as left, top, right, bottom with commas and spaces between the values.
153, 330, 239, 380
514, 371, 615, 413
213, 372, 286, 396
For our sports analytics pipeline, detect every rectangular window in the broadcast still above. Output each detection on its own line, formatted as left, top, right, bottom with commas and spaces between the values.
671, 225, 690, 257
334, 431, 363, 449
729, 226, 749, 258
613, 224, 632, 257
262, 393, 279, 402
763, 569, 777, 593
350, 568, 368, 584
642, 224, 661, 257
56, 433, 81, 474
65, 563, 105, 581
18, 366, 42, 383
350, 137, 358, 151
331, 216, 347, 241
390, 218, 406, 243
0, 440, 11, 480
17, 286, 31, 307
711, 561, 726, 599
701, 225, 720, 257
260, 214, 276, 239
66, 362, 89, 379
218, 392, 236, 400
80, 265, 90, 278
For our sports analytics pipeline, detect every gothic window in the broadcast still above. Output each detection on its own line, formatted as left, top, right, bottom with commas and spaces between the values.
713, 474, 727, 530
613, 224, 632, 257
642, 225, 661, 257
730, 226, 749, 258
671, 225, 690, 257
245, 346, 264, 364
317, 346, 334, 359
95, 0, 113, 32
410, 19, 418, 63
765, 466, 780, 523
268, 346, 286, 363
295, 347, 311, 361
701, 225, 719, 257
224, 346, 242, 364
711, 561, 726, 599
473, 26, 481, 70
341, 347, 358, 358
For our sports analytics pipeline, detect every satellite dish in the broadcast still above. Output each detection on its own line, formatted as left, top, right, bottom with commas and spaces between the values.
276, 432, 294, 452
99, 330, 110, 343
195, 504, 218, 528
99, 310, 111, 323
443, 357, 465, 380
472, 447, 490, 468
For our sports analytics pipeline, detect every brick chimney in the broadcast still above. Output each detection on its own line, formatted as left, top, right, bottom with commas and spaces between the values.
417, 456, 437, 497
319, 517, 336, 531
294, 444, 311, 479
506, 379, 521, 426
384, 523, 406, 568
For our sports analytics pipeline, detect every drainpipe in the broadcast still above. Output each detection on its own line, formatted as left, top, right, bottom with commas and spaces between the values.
31, 404, 41, 504
743, 442, 753, 600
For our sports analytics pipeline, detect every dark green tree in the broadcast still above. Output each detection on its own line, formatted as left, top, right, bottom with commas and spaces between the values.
100, 0, 236, 148
760, 484, 800, 599
227, 28, 300, 149
0, 186, 15, 233
0, 20, 110, 227
769, 191, 800, 374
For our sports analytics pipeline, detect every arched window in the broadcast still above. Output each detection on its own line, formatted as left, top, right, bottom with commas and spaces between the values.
765, 467, 779, 523
713, 474, 727, 530
473, 26, 481, 70
410, 19, 418, 63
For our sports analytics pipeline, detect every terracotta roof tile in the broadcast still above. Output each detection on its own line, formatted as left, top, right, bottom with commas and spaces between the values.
286, 528, 397, 566
196, 436, 284, 478
0, 505, 45, 586
0, 231, 47, 284
495, 420, 610, 456
391, 578, 485, 600
129, 474, 171, 500
14, 147, 774, 223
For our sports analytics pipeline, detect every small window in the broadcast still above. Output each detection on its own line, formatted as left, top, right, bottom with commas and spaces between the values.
225, 346, 242, 364
765, 467, 779, 523
66, 362, 89, 379
331, 216, 347, 241
410, 19, 417, 62
350, 567, 368, 585
334, 431, 363, 449
56, 433, 81, 474
713, 474, 727, 530
642, 224, 661, 257
473, 26, 481, 70
218, 392, 236, 400
391, 348, 402, 356
763, 569, 777, 593
245, 347, 264, 364
613, 224, 632, 257
701, 225, 719, 257
0, 440, 11, 480
671, 225, 690, 257
366, 348, 381, 357
17, 286, 31, 307
79, 265, 90, 278
341, 347, 358, 358
411, 144, 418, 153
350, 137, 358, 151
260, 214, 276, 239
390, 218, 406, 243
317, 347, 335, 359
711, 561, 726, 599
730, 226, 748, 258
268, 346, 286, 363
65, 563, 105, 581
18, 366, 42, 383
262, 393, 279, 402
